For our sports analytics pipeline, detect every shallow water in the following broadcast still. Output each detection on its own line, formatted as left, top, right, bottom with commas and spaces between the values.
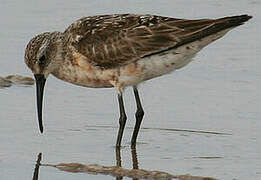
0, 0, 260, 179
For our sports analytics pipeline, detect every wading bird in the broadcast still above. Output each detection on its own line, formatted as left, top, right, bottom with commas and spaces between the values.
24, 14, 252, 147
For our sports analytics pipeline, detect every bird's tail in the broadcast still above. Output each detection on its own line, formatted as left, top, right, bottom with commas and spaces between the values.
175, 14, 252, 47
217, 14, 252, 27
212, 15, 252, 32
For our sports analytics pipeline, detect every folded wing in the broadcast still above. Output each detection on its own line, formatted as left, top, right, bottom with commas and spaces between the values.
64, 14, 251, 68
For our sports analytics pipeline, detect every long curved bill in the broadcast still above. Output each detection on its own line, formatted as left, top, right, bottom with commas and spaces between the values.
34, 74, 46, 133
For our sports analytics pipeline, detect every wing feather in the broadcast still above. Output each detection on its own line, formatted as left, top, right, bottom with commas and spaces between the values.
63, 14, 250, 68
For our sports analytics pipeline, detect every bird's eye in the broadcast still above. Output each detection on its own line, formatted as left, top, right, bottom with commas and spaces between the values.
39, 55, 46, 65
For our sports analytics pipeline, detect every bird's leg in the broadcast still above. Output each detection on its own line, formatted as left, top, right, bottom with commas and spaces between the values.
131, 86, 144, 146
116, 92, 127, 147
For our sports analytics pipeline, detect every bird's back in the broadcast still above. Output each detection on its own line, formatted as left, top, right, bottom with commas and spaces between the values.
63, 14, 252, 69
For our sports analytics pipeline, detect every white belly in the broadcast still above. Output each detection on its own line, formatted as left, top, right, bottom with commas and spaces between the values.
117, 28, 231, 87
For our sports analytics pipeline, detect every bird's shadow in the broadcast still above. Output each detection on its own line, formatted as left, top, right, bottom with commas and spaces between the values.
31, 146, 143, 180
31, 146, 217, 180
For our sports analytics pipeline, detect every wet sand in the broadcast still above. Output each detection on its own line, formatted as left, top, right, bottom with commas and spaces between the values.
0, 77, 12, 88
34, 150, 217, 180
0, 75, 34, 88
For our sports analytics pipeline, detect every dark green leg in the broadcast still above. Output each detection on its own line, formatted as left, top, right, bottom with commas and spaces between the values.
116, 92, 127, 147
131, 86, 144, 145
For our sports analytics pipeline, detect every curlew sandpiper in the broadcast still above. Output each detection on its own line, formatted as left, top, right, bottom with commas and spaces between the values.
24, 14, 252, 147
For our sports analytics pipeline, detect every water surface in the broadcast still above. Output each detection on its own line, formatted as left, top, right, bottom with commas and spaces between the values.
0, 0, 260, 179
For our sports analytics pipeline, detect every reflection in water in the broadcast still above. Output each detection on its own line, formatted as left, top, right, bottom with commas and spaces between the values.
115, 145, 139, 180
32, 147, 217, 180
32, 153, 42, 180
115, 147, 123, 180
131, 146, 139, 170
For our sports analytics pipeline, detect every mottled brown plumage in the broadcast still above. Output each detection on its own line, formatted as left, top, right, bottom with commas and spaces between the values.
24, 14, 252, 147
63, 14, 251, 68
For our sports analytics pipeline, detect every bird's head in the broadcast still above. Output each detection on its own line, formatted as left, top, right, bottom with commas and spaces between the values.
24, 31, 63, 133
